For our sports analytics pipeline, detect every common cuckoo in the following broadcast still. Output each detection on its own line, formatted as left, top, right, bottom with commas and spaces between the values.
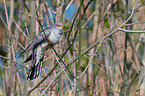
19, 23, 64, 80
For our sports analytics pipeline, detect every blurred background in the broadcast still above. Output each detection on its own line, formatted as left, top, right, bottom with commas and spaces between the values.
0, 0, 145, 96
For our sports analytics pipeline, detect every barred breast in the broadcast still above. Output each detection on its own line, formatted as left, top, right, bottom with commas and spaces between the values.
48, 29, 62, 45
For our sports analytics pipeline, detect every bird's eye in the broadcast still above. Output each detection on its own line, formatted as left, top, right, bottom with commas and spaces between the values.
57, 25, 60, 27
56, 25, 63, 27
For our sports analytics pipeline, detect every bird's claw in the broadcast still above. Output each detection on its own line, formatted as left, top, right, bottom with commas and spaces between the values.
48, 42, 51, 44
44, 37, 47, 41
47, 42, 53, 49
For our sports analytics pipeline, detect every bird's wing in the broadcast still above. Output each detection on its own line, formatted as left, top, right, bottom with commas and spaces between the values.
18, 27, 52, 58
24, 54, 32, 63
24, 41, 49, 63
27, 43, 44, 80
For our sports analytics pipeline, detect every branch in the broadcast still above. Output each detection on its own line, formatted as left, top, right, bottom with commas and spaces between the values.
40, 70, 62, 96
0, 55, 27, 67
118, 28, 145, 33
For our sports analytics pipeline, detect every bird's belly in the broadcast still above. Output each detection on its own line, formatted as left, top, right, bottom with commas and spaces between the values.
41, 40, 49, 51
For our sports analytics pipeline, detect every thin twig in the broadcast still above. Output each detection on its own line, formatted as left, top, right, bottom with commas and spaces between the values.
0, 64, 17, 72
118, 28, 145, 33
12, 19, 29, 39
40, 70, 62, 96
65, 0, 73, 11
0, 55, 27, 67
53, 52, 74, 87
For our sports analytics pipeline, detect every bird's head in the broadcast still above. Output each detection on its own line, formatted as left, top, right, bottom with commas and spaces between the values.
54, 23, 64, 31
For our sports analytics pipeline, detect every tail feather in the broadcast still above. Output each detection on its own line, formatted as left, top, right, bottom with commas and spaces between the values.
27, 63, 41, 80
27, 56, 43, 80
26, 40, 46, 80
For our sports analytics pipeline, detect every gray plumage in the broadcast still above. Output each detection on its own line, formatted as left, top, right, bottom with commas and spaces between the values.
19, 23, 64, 80
18, 23, 63, 58
27, 41, 47, 80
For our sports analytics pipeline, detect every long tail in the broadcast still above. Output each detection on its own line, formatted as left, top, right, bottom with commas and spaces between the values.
27, 56, 43, 80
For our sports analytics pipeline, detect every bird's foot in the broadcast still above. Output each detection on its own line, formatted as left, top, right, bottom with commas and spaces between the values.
48, 42, 53, 49
50, 46, 53, 49
44, 37, 48, 41
48, 42, 51, 44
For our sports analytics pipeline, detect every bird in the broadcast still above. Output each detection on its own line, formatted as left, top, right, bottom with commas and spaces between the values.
19, 23, 64, 80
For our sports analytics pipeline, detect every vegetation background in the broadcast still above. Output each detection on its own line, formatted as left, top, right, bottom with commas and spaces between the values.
0, 0, 145, 96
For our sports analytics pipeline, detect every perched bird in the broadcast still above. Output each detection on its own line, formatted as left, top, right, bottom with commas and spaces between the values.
19, 23, 64, 80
